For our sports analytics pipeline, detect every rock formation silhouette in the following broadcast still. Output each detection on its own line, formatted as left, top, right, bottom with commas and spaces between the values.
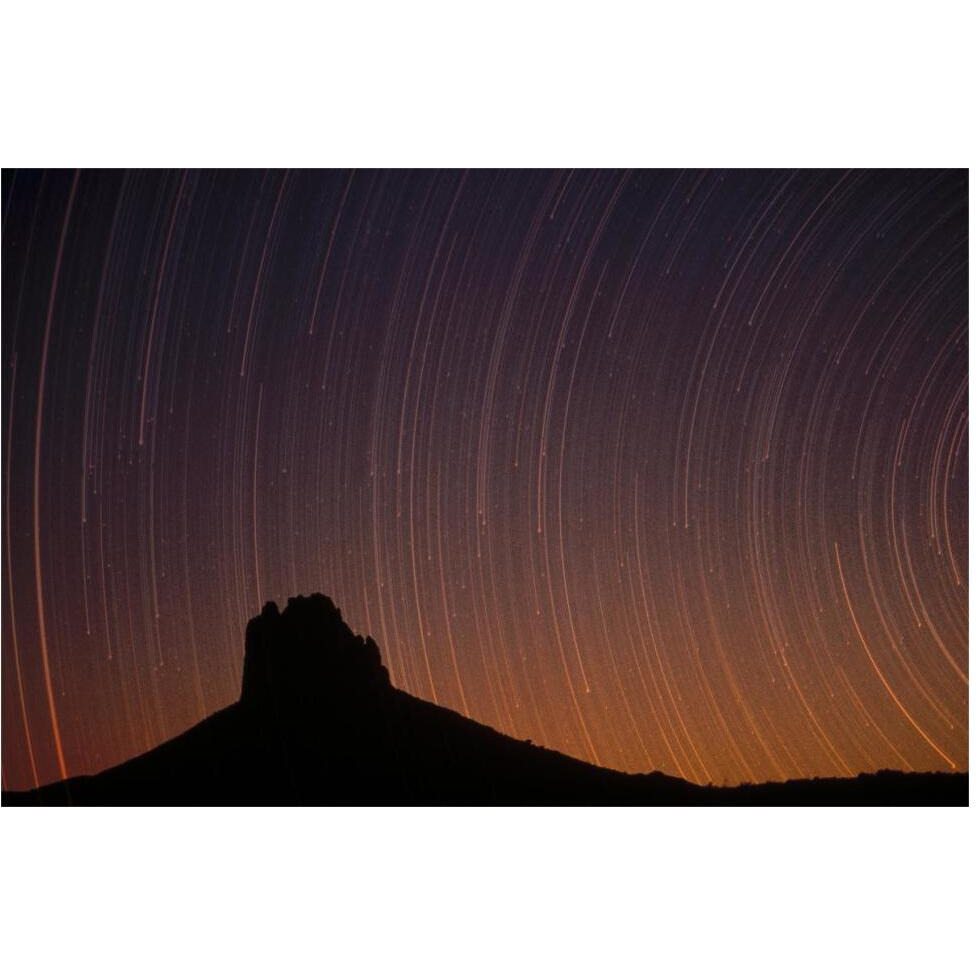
2, 594, 967, 806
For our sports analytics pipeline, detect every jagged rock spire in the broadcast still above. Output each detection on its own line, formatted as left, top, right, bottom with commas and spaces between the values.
240, 593, 389, 708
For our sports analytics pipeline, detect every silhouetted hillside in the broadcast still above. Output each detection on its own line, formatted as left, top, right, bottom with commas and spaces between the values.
2, 595, 967, 806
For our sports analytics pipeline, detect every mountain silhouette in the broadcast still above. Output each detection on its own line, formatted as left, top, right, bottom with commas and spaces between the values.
2, 594, 967, 806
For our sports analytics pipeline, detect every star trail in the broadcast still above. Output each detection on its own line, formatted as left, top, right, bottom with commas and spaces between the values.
1, 168, 967, 790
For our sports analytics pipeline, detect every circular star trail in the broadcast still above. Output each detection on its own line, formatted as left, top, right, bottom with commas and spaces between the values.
1, 169, 967, 789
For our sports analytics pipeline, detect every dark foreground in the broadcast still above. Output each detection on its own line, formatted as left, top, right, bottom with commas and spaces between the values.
3, 595, 968, 806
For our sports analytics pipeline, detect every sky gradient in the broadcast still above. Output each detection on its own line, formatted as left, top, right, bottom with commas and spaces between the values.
1, 169, 967, 790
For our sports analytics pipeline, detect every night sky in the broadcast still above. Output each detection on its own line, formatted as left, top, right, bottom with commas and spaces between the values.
1, 169, 967, 791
